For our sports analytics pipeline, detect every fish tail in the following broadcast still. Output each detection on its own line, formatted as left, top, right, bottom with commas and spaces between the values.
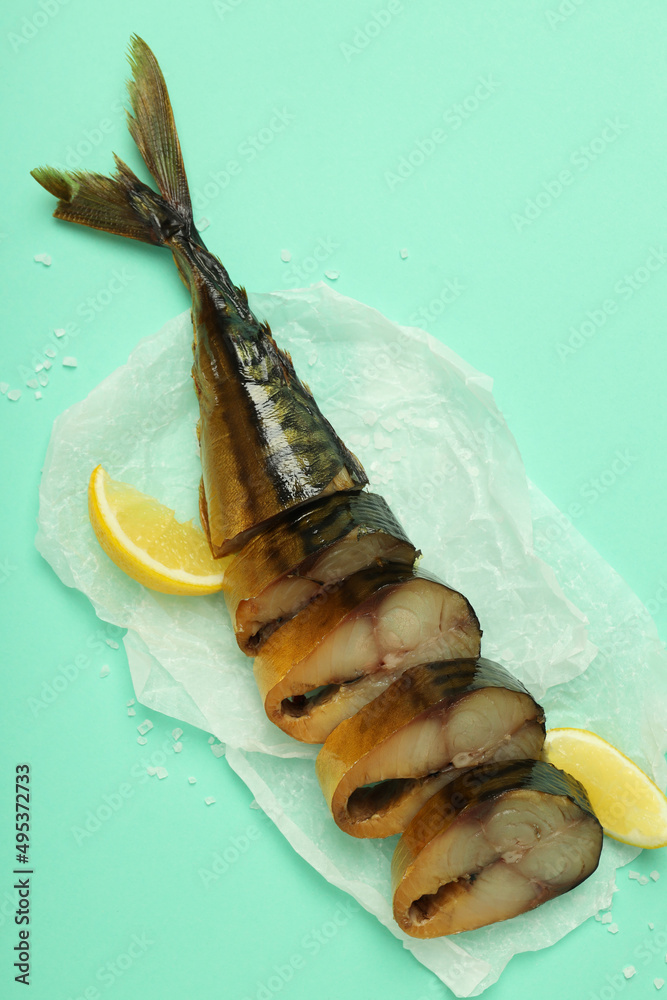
31, 35, 193, 247
125, 34, 193, 222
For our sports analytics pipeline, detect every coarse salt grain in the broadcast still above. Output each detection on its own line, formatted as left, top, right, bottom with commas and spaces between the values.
26, 379, 38, 389
34, 392, 42, 400
127, 707, 136, 717
324, 269, 339, 280
146, 766, 157, 776
650, 871, 660, 881
105, 638, 119, 649
0, 383, 8, 394
628, 870, 641, 881
34, 253, 52, 265
196, 217, 210, 231
137, 736, 147, 745
173, 742, 183, 753
38, 374, 48, 387
650, 923, 655, 930
127, 698, 135, 706
155, 767, 168, 779
280, 249, 291, 262
45, 347, 56, 358
54, 328, 66, 338
211, 743, 226, 758
601, 913, 612, 924
62, 356, 78, 368
204, 797, 216, 806
188, 777, 197, 784
655, 979, 665, 990
608, 924, 619, 934
623, 967, 636, 980
249, 800, 261, 810
399, 248, 408, 259
208, 736, 215, 744
172, 728, 183, 741
137, 720, 153, 735
43, 360, 52, 369
99, 664, 110, 677
7, 389, 21, 401
639, 876, 650, 885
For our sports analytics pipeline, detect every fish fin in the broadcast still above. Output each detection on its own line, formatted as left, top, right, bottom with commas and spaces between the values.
31, 157, 177, 245
32, 36, 194, 246
126, 35, 193, 221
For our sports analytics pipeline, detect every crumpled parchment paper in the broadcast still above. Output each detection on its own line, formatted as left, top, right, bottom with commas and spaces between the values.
36, 282, 667, 996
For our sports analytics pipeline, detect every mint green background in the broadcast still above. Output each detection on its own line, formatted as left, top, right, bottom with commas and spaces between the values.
2, 1, 666, 998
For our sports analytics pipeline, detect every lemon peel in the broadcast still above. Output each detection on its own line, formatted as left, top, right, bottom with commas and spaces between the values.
543, 728, 667, 849
88, 465, 231, 595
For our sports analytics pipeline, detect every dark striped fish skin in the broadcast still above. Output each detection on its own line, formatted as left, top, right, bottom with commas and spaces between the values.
316, 658, 545, 839
189, 258, 368, 555
31, 36, 367, 558
224, 490, 419, 653
392, 759, 603, 937
254, 568, 482, 744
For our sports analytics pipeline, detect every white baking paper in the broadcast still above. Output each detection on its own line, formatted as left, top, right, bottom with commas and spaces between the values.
35, 282, 667, 995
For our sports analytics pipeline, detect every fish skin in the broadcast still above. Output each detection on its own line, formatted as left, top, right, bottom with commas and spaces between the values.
316, 658, 546, 839
224, 490, 418, 653
392, 759, 603, 937
254, 569, 482, 744
31, 35, 367, 556
254, 565, 417, 703
188, 267, 368, 554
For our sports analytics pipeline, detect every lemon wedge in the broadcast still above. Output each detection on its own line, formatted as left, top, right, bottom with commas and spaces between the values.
543, 728, 667, 848
88, 465, 231, 595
